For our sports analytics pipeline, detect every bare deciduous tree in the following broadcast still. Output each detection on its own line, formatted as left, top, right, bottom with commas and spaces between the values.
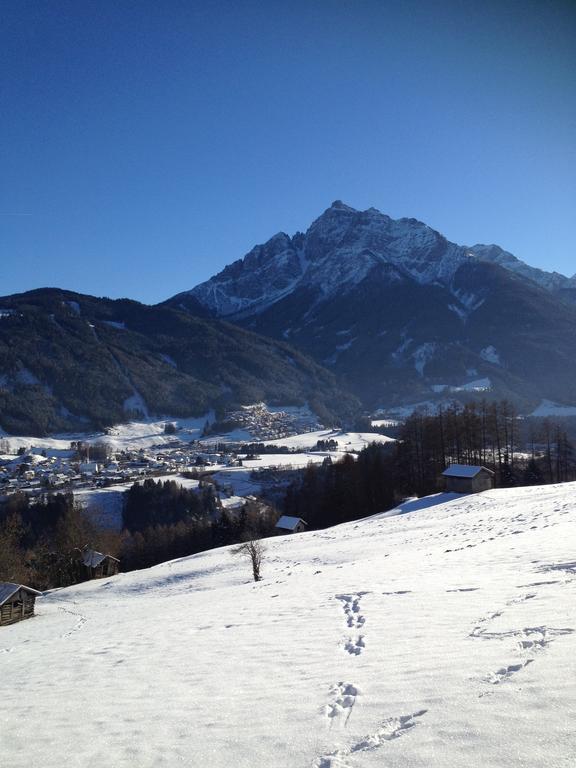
232, 537, 265, 582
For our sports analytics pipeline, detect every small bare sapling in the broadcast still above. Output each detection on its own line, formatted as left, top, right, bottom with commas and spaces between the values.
232, 538, 265, 582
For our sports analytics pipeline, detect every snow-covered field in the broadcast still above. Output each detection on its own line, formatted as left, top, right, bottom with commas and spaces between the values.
1, 483, 575, 767
0, 421, 393, 455
75, 475, 200, 529
0, 415, 215, 453
530, 400, 576, 418
261, 429, 395, 451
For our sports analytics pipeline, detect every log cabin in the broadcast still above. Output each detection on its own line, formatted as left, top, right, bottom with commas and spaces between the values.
0, 583, 42, 626
81, 547, 120, 579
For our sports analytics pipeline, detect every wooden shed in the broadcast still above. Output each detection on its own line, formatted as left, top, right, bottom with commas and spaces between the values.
81, 547, 120, 579
275, 515, 308, 535
442, 464, 495, 494
0, 583, 42, 626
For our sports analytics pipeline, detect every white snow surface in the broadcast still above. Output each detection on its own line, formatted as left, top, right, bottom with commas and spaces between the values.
432, 379, 492, 394
123, 389, 149, 417
531, 400, 576, 418
1, 483, 575, 767
0, 416, 216, 453
262, 429, 395, 451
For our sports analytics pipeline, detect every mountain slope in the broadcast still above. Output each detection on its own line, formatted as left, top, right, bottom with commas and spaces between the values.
2, 483, 575, 767
0, 289, 359, 435
174, 202, 576, 410
468, 243, 576, 303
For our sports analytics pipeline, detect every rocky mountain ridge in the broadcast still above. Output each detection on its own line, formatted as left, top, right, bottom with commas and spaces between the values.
172, 202, 576, 412
177, 201, 576, 318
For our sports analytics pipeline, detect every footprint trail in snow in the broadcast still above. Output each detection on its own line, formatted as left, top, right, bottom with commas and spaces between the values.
335, 592, 368, 656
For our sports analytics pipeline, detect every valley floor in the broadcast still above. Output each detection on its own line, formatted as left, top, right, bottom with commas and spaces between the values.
1, 484, 575, 767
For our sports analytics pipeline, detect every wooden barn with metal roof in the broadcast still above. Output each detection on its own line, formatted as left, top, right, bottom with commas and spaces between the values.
81, 547, 120, 579
442, 464, 495, 494
0, 583, 42, 626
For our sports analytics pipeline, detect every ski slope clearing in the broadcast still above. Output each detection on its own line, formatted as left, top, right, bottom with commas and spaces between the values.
1, 484, 575, 767
262, 429, 395, 451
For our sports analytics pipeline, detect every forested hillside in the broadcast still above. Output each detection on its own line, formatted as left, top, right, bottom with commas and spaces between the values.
0, 288, 359, 435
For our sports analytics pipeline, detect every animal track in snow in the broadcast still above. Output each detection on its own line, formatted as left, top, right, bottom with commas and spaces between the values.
343, 636, 365, 656
58, 606, 88, 637
335, 593, 368, 629
470, 594, 574, 691
508, 592, 536, 605
539, 560, 576, 576
484, 660, 533, 685
323, 682, 360, 729
335, 593, 369, 656
313, 755, 351, 768
313, 709, 427, 767
471, 624, 574, 649
350, 709, 428, 750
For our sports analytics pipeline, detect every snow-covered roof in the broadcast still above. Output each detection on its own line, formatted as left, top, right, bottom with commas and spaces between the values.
221, 495, 245, 510
0, 582, 42, 606
442, 464, 494, 478
275, 515, 307, 531
81, 549, 119, 568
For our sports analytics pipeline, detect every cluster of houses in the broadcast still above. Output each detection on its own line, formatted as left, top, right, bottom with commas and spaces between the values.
222, 403, 321, 442
0, 443, 243, 501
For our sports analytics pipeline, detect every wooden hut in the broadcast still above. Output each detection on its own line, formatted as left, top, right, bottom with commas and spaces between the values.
275, 516, 308, 535
81, 547, 120, 579
0, 583, 42, 626
442, 464, 495, 494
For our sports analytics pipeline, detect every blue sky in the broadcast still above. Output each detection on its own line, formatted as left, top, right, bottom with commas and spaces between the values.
1, 0, 575, 303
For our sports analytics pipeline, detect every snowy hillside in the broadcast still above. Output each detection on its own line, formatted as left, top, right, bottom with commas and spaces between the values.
2, 483, 576, 767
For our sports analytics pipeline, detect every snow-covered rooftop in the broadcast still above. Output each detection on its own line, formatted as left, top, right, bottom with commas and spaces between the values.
81, 549, 119, 568
0, 582, 42, 606
275, 515, 307, 531
442, 464, 495, 478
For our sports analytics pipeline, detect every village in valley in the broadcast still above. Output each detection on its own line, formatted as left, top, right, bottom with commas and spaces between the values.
0, 403, 395, 529
0, 403, 399, 627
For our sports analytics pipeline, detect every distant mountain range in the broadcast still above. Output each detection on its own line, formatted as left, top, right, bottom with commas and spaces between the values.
3, 203, 575, 436
170, 201, 576, 412
0, 289, 358, 436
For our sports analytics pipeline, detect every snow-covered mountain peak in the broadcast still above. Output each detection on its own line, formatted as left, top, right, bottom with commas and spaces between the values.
328, 199, 356, 211
165, 203, 576, 413
186, 203, 477, 317
177, 203, 576, 333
